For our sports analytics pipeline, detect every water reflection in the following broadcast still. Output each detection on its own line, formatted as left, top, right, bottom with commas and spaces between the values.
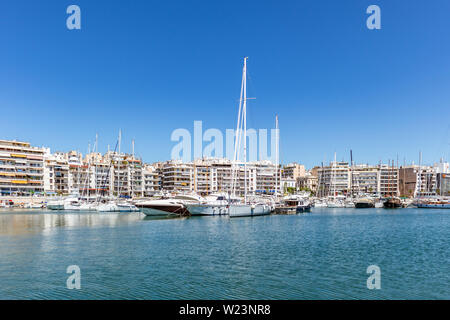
142, 215, 190, 222
0, 210, 144, 236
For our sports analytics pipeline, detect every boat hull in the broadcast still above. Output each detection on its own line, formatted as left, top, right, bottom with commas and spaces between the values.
383, 199, 402, 208
185, 204, 228, 216
96, 204, 119, 212
355, 202, 375, 208
47, 204, 64, 210
275, 206, 297, 214
229, 204, 271, 217
137, 204, 188, 216
296, 205, 311, 213
416, 203, 450, 209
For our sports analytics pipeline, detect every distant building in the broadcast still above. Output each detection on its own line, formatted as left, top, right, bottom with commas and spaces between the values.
0, 139, 45, 196
437, 173, 450, 196
282, 163, 306, 180
43, 151, 69, 195
350, 165, 379, 196
142, 164, 161, 197
317, 161, 350, 197
316, 162, 400, 197
399, 161, 450, 197
297, 172, 318, 193
378, 164, 399, 197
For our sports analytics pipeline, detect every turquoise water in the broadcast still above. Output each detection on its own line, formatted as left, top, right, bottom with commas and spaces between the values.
0, 208, 449, 299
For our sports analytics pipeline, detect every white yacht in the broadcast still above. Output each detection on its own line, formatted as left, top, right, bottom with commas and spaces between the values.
228, 203, 272, 217
327, 199, 345, 208
47, 196, 71, 210
64, 200, 81, 211
96, 201, 119, 212
95, 200, 138, 212
184, 58, 272, 218
136, 194, 202, 216
344, 199, 355, 208
117, 201, 139, 212
313, 199, 327, 208
185, 193, 236, 216
79, 202, 99, 211
47, 199, 65, 210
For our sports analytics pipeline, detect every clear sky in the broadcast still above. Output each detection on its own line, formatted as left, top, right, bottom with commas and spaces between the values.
1, 0, 449, 168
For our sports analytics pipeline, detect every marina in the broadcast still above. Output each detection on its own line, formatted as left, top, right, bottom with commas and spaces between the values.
1, 0, 449, 308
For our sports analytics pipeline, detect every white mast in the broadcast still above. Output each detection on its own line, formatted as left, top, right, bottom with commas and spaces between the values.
118, 129, 122, 155
416, 151, 423, 198
275, 114, 279, 197
95, 133, 98, 196
131, 139, 135, 197
243, 57, 247, 204
117, 129, 122, 197
332, 152, 337, 200
231, 57, 246, 198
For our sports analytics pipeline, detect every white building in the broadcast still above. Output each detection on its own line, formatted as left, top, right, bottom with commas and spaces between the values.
0, 139, 45, 196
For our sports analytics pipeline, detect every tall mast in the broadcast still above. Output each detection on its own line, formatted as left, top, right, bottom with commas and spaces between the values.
418, 151, 422, 198
231, 58, 245, 198
350, 149, 353, 198
243, 57, 247, 204
118, 129, 122, 155
275, 114, 279, 197
131, 139, 135, 197
95, 133, 98, 196
333, 152, 337, 200
117, 129, 122, 197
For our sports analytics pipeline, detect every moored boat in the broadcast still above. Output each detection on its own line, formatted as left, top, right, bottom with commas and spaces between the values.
137, 194, 201, 216
383, 197, 402, 209
274, 196, 298, 214
415, 198, 450, 209
355, 198, 375, 208
229, 203, 271, 217
297, 198, 312, 213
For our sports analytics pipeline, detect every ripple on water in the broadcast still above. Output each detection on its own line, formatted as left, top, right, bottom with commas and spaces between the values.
0, 208, 449, 299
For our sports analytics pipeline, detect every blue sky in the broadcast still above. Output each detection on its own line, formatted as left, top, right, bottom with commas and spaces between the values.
1, 0, 449, 168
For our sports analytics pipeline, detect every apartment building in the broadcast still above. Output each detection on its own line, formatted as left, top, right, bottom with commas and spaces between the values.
67, 151, 90, 195
297, 172, 318, 193
316, 162, 401, 197
317, 161, 350, 197
43, 152, 69, 195
142, 164, 161, 197
350, 165, 380, 196
103, 151, 144, 197
378, 164, 399, 197
437, 173, 450, 196
0, 139, 45, 196
282, 163, 306, 180
398, 161, 450, 197
254, 161, 279, 194
193, 160, 213, 195
161, 160, 193, 193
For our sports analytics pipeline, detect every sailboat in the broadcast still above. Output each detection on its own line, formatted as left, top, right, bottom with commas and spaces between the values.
327, 153, 344, 208
186, 58, 271, 217
228, 57, 271, 217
